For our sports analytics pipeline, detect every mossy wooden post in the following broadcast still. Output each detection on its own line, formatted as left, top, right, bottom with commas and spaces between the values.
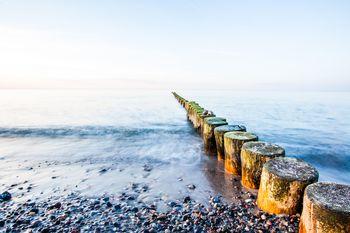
185, 101, 190, 111
224, 132, 258, 175
299, 182, 350, 233
187, 102, 202, 126
202, 116, 225, 139
257, 157, 319, 215
214, 125, 246, 161
241, 142, 285, 189
192, 108, 204, 131
199, 112, 215, 135
203, 117, 227, 154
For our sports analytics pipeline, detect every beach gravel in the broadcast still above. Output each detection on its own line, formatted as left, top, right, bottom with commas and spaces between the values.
0, 190, 299, 232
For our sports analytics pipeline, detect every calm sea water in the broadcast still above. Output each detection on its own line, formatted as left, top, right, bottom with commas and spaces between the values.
0, 90, 349, 203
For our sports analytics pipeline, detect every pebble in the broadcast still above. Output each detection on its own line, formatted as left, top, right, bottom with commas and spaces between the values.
0, 191, 12, 202
0, 191, 299, 232
187, 184, 196, 190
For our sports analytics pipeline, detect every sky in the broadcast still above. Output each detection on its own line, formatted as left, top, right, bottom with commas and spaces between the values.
0, 0, 349, 91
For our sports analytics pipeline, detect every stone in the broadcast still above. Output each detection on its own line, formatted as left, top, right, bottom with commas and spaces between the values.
187, 184, 196, 190
0, 191, 11, 202
257, 157, 318, 215
223, 132, 258, 175
241, 141, 285, 189
299, 182, 350, 233
214, 125, 246, 161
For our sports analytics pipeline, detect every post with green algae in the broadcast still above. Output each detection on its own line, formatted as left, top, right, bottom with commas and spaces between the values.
192, 107, 205, 131
240, 141, 285, 189
214, 125, 246, 161
257, 157, 319, 215
186, 101, 201, 124
198, 111, 216, 135
299, 182, 350, 233
202, 117, 228, 154
172, 92, 349, 233
223, 131, 258, 175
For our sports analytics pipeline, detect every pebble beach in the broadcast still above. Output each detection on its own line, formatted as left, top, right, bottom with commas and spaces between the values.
0, 185, 299, 232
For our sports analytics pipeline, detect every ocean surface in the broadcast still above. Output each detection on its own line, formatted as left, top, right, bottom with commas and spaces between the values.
0, 90, 349, 205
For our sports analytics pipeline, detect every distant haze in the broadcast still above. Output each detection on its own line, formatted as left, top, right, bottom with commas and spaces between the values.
0, 1, 349, 91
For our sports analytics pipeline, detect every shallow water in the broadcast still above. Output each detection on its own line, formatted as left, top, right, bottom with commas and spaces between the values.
0, 90, 349, 205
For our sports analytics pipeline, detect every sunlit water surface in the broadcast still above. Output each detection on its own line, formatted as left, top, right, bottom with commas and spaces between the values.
0, 90, 349, 205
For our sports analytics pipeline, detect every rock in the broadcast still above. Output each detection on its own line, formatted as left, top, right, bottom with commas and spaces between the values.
212, 196, 221, 204
183, 196, 191, 203
0, 191, 11, 201
31, 220, 42, 228
166, 201, 176, 207
99, 168, 108, 174
143, 164, 153, 172
187, 184, 196, 190
49, 202, 62, 209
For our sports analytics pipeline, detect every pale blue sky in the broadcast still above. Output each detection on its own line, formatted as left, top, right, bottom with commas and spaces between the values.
0, 0, 349, 90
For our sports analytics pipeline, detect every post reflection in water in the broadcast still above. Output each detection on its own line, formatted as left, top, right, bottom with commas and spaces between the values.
201, 155, 257, 202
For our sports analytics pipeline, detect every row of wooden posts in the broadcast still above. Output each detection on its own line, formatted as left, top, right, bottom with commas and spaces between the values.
172, 92, 349, 233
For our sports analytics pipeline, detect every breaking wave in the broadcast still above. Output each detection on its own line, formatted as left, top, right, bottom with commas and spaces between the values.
0, 125, 188, 138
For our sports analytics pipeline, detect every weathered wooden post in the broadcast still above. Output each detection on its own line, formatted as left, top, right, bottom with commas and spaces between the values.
203, 117, 227, 154
187, 102, 203, 126
257, 157, 318, 215
192, 108, 205, 131
198, 111, 215, 135
241, 142, 285, 189
214, 125, 246, 161
224, 131, 258, 175
299, 182, 350, 233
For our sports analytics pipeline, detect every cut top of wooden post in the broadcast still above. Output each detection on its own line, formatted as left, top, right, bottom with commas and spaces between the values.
214, 125, 247, 161
224, 131, 257, 141
264, 157, 319, 182
204, 117, 226, 124
299, 182, 350, 233
241, 141, 285, 157
214, 125, 246, 134
241, 141, 285, 189
305, 182, 350, 214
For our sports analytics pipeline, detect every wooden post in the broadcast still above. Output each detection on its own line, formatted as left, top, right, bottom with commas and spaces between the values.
299, 182, 350, 233
257, 157, 319, 215
224, 131, 258, 175
214, 125, 246, 161
203, 117, 227, 154
241, 142, 285, 189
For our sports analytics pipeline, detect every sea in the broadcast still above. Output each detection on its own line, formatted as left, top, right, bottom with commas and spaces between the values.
0, 89, 349, 205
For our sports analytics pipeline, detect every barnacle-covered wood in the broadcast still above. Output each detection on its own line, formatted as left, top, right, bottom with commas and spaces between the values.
203, 117, 227, 154
299, 182, 350, 233
223, 132, 258, 175
214, 125, 246, 161
257, 157, 319, 215
241, 142, 285, 189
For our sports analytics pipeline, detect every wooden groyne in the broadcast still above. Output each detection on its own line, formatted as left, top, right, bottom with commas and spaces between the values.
172, 92, 350, 233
